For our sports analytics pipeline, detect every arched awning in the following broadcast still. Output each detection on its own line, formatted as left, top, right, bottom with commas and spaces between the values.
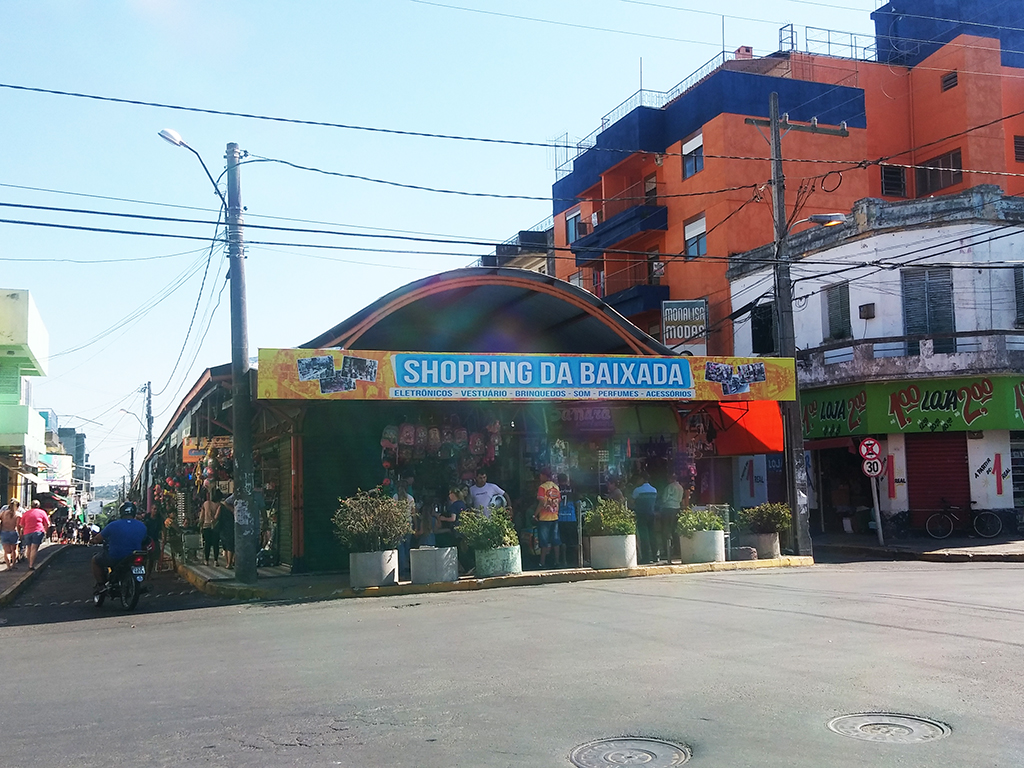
302, 267, 674, 356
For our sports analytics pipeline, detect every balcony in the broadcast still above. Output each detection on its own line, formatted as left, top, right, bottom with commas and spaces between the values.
598, 262, 669, 318
0, 404, 46, 468
571, 180, 668, 266
796, 330, 1024, 388
0, 290, 48, 376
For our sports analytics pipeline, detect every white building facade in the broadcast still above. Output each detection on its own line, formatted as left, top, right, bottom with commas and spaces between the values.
728, 187, 1024, 533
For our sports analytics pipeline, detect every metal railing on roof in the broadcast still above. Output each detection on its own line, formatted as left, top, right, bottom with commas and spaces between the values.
555, 23, 878, 179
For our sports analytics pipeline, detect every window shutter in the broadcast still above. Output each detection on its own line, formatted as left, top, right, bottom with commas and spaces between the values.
902, 268, 954, 354
1015, 266, 1024, 326
826, 283, 851, 339
926, 267, 955, 353
751, 302, 776, 354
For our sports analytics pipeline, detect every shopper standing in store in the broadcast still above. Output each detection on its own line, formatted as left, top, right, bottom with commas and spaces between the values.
659, 471, 686, 563
555, 473, 578, 568
534, 468, 561, 570
631, 473, 659, 564
467, 470, 511, 517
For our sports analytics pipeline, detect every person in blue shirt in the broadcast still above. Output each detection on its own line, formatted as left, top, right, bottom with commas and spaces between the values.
631, 473, 659, 565
91, 501, 148, 588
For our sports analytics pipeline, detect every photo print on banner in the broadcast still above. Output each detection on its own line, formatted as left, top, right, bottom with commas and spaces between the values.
704, 361, 766, 396
295, 354, 379, 395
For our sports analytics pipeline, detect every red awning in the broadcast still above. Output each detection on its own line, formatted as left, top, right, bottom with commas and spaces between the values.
708, 400, 784, 456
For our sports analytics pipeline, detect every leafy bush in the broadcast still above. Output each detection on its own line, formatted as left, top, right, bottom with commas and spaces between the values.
456, 508, 519, 550
332, 488, 413, 553
582, 497, 636, 537
677, 508, 726, 539
738, 502, 792, 534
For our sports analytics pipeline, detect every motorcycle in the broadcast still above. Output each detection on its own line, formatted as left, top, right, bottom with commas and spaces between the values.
93, 545, 151, 611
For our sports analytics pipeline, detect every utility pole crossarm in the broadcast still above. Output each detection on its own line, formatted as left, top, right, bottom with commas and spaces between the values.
744, 115, 850, 137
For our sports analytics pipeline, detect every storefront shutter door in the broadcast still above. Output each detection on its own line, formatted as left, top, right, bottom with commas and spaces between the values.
905, 432, 971, 528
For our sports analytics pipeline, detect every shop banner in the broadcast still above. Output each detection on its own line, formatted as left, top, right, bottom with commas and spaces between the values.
662, 299, 708, 356
182, 436, 233, 463
39, 453, 73, 485
257, 349, 796, 402
803, 376, 1024, 438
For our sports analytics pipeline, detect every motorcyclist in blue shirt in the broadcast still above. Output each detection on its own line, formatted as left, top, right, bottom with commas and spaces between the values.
91, 501, 148, 589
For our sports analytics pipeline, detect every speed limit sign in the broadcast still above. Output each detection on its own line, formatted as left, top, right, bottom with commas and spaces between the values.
862, 457, 884, 477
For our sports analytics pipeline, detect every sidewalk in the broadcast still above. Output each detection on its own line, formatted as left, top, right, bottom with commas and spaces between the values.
812, 531, 1024, 562
176, 555, 816, 602
0, 542, 69, 607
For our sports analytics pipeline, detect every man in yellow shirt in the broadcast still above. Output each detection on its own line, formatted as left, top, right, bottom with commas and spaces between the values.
534, 468, 561, 570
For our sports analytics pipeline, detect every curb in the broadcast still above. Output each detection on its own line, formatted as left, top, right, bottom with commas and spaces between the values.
0, 544, 70, 608
179, 555, 815, 603
813, 543, 1024, 563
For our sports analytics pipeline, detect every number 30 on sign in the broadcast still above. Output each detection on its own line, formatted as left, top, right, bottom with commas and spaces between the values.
862, 458, 884, 477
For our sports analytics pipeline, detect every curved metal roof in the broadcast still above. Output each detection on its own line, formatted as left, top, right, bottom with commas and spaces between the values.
303, 267, 675, 356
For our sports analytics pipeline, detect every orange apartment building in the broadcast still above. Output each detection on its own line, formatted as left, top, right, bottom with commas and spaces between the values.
549, 0, 1024, 355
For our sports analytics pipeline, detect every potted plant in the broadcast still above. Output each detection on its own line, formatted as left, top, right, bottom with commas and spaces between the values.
676, 508, 726, 564
333, 488, 413, 587
737, 502, 791, 559
456, 508, 522, 577
582, 498, 637, 570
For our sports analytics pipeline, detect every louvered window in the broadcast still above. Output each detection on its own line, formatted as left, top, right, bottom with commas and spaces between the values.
881, 165, 906, 197
941, 71, 958, 91
1015, 266, 1024, 327
751, 302, 776, 354
916, 149, 962, 196
902, 267, 955, 354
1015, 136, 1024, 163
826, 282, 852, 339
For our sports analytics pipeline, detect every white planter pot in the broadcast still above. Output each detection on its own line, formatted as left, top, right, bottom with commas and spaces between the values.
750, 532, 781, 559
349, 549, 399, 588
474, 545, 522, 578
678, 530, 726, 564
589, 534, 638, 570
411, 546, 459, 584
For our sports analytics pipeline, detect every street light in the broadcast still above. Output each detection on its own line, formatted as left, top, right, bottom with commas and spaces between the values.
795, 213, 847, 228
160, 129, 257, 585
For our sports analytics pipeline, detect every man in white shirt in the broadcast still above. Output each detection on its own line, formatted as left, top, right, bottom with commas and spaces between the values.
466, 470, 511, 517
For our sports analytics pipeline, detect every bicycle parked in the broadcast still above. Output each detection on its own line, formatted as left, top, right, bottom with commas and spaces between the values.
924, 498, 1002, 539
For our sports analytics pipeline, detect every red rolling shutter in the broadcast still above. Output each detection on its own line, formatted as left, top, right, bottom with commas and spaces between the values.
905, 432, 971, 528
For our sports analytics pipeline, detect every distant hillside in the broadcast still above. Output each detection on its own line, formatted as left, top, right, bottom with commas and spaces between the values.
92, 484, 120, 501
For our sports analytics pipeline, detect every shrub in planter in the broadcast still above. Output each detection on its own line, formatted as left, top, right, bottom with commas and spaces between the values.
456, 508, 518, 551
583, 498, 637, 569
738, 502, 790, 559
676, 508, 726, 564
457, 509, 522, 577
738, 503, 792, 534
582, 498, 636, 537
332, 488, 413, 553
676, 508, 725, 538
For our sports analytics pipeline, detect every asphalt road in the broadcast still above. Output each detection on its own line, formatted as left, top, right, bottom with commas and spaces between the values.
2, 557, 1023, 767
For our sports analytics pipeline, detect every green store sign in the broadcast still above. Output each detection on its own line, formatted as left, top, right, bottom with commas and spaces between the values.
802, 376, 1024, 439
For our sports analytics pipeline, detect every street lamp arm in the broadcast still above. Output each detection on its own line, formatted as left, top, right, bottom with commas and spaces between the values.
158, 129, 229, 212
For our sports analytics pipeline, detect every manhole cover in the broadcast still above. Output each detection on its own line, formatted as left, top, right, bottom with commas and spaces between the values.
569, 738, 691, 767
827, 713, 951, 744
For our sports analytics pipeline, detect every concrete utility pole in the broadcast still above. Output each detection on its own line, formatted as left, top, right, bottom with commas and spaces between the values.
746, 92, 849, 557
145, 381, 153, 453
129, 447, 134, 496
226, 143, 257, 585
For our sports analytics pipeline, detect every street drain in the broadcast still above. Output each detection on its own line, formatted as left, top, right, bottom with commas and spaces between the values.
569, 738, 691, 767
827, 713, 951, 744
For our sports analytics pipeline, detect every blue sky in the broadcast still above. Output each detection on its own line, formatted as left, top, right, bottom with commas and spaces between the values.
0, 0, 876, 484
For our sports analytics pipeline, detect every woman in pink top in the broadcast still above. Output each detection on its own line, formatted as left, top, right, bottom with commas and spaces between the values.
19, 501, 50, 570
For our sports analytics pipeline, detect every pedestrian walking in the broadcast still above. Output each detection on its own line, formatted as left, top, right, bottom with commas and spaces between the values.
19, 500, 50, 570
534, 468, 561, 570
218, 495, 236, 569
1, 499, 21, 569
631, 473, 659, 564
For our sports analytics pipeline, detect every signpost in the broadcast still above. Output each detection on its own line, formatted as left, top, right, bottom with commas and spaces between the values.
860, 439, 884, 546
